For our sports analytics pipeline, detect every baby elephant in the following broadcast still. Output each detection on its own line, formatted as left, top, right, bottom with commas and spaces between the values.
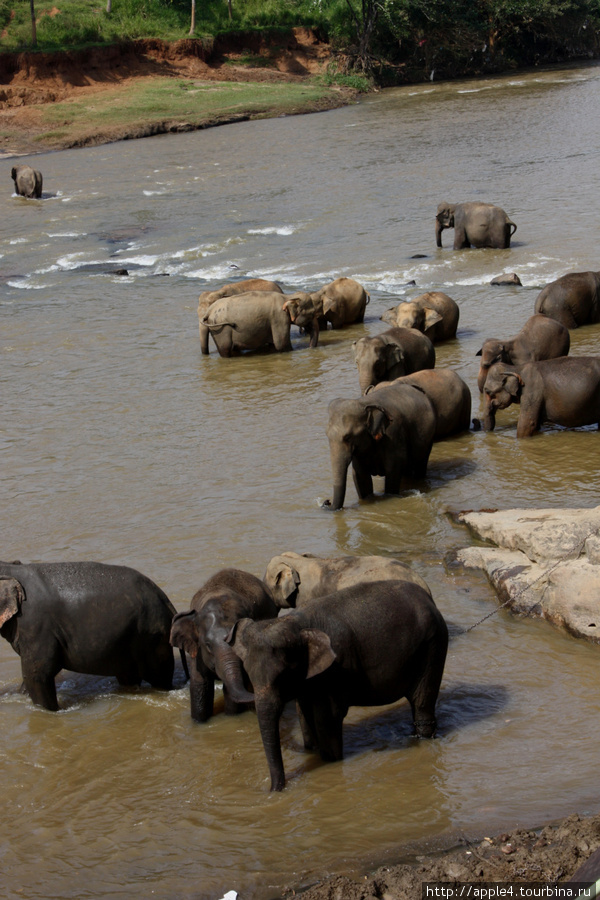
263, 551, 431, 608
169, 568, 278, 722
0, 560, 182, 711
353, 327, 435, 394
11, 164, 43, 199
482, 356, 600, 436
381, 292, 459, 343
476, 314, 570, 392
225, 580, 449, 790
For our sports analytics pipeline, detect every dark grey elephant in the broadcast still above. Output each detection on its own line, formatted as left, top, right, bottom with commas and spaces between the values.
199, 291, 295, 356
353, 327, 435, 394
368, 368, 471, 440
0, 561, 184, 711
476, 314, 570, 392
534, 271, 600, 329
197, 279, 283, 343
169, 568, 278, 722
225, 580, 449, 790
325, 381, 436, 509
481, 356, 600, 436
436, 202, 517, 249
263, 551, 431, 608
381, 292, 459, 342
11, 164, 43, 199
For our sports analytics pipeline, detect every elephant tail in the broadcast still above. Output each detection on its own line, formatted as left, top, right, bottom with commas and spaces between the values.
508, 221, 517, 236
201, 318, 238, 332
365, 291, 371, 305
163, 595, 191, 681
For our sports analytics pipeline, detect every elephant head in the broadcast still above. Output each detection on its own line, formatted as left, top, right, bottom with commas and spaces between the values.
225, 616, 336, 791
0, 577, 25, 647
170, 607, 254, 706
262, 556, 301, 608
326, 397, 392, 509
476, 340, 508, 392
391, 302, 443, 334
482, 363, 523, 430
435, 203, 455, 247
353, 335, 405, 394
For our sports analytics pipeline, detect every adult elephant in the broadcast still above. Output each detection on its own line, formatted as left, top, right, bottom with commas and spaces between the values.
197, 279, 283, 343
263, 551, 431, 608
199, 291, 296, 356
476, 314, 570, 392
11, 164, 43, 199
381, 292, 459, 342
435, 202, 517, 249
481, 356, 600, 436
368, 368, 471, 440
324, 381, 436, 509
225, 580, 448, 791
353, 327, 435, 394
0, 561, 184, 711
309, 277, 370, 328
169, 568, 278, 722
534, 271, 600, 329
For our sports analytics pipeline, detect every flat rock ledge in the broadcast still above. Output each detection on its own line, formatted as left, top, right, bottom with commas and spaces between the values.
455, 506, 600, 644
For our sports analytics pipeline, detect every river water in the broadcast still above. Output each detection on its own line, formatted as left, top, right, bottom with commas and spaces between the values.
1, 63, 600, 900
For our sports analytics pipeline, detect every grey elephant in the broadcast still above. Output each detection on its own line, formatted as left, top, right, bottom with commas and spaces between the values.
325, 381, 436, 509
309, 277, 370, 328
435, 202, 517, 249
263, 551, 431, 608
381, 292, 459, 342
224, 580, 449, 790
169, 568, 278, 722
11, 164, 43, 199
481, 356, 600, 436
197, 279, 283, 343
0, 561, 185, 711
199, 290, 296, 356
476, 314, 570, 392
534, 271, 600, 329
353, 327, 435, 394
368, 368, 471, 440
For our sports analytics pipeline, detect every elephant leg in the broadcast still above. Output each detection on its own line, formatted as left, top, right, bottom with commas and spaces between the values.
384, 469, 402, 495
189, 663, 215, 722
296, 699, 318, 751
21, 661, 59, 711
142, 639, 174, 691
453, 227, 469, 250
312, 697, 345, 762
199, 323, 210, 355
516, 402, 542, 437
351, 459, 374, 499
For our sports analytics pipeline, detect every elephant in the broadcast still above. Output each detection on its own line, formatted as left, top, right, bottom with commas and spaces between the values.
381, 292, 459, 343
353, 327, 436, 394
224, 579, 449, 791
481, 356, 600, 436
11, 164, 43, 199
197, 279, 283, 343
368, 368, 471, 440
476, 314, 570, 392
169, 568, 278, 722
263, 551, 431, 608
199, 291, 296, 357
325, 380, 436, 509
309, 277, 370, 328
435, 202, 517, 249
533, 271, 600, 329
281, 291, 323, 348
0, 561, 185, 711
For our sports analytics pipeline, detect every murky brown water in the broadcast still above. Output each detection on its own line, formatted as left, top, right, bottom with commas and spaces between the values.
1, 63, 600, 900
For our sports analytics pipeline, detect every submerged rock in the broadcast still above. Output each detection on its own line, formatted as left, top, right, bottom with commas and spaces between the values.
455, 506, 600, 643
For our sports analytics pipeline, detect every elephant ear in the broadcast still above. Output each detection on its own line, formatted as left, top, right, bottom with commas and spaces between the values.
301, 629, 336, 679
273, 563, 300, 608
169, 610, 200, 658
0, 577, 25, 628
423, 307, 443, 329
366, 404, 391, 440
504, 372, 524, 399
224, 618, 253, 662
385, 343, 404, 368
321, 294, 338, 316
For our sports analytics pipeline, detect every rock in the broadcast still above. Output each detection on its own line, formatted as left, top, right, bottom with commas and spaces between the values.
455, 506, 600, 643
490, 273, 522, 285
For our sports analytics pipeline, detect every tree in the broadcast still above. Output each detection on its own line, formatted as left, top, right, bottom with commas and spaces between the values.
30, 0, 37, 46
189, 0, 196, 34
106, 0, 112, 13
344, 0, 383, 70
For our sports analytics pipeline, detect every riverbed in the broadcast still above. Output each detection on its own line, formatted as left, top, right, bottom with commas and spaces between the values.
1, 63, 600, 900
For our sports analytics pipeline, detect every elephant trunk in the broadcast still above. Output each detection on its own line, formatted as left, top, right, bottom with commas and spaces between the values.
435, 218, 444, 248
483, 399, 496, 432
328, 441, 351, 510
357, 365, 376, 395
255, 694, 286, 791
215, 645, 255, 704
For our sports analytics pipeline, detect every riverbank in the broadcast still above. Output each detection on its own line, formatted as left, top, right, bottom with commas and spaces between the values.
0, 30, 361, 157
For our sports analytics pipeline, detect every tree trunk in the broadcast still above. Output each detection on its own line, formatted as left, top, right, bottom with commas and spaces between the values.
228, 0, 233, 21
106, 0, 112, 14
29, 0, 37, 47
189, 0, 196, 36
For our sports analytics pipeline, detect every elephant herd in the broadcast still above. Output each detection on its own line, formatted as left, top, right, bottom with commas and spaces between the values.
4, 192, 600, 792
